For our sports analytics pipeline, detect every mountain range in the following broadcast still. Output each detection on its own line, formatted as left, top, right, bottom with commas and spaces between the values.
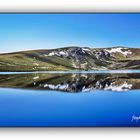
0, 46, 140, 71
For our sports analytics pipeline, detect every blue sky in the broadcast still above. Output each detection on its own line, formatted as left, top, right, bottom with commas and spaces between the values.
0, 13, 140, 53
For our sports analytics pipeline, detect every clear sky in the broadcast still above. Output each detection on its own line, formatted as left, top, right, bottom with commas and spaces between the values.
0, 13, 140, 53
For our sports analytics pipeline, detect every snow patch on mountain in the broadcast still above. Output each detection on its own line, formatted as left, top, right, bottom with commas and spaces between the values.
45, 51, 69, 57
49, 52, 55, 56
105, 48, 132, 56
56, 51, 68, 57
83, 48, 90, 51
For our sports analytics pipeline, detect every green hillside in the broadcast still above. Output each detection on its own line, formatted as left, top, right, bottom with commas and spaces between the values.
0, 47, 140, 71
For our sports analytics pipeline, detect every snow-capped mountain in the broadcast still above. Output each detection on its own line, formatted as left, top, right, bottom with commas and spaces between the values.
0, 46, 140, 71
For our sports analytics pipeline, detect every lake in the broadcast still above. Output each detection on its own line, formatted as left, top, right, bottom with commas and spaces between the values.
0, 70, 140, 126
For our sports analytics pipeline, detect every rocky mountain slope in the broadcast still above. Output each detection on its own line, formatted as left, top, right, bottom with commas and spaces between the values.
0, 46, 140, 71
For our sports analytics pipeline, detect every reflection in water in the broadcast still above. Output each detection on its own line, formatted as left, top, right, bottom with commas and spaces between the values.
0, 72, 140, 127
0, 73, 140, 92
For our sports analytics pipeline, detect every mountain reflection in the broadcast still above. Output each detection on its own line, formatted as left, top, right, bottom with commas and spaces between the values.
0, 73, 140, 92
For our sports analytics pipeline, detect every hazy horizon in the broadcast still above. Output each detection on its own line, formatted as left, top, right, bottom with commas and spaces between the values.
0, 45, 139, 54
0, 14, 140, 53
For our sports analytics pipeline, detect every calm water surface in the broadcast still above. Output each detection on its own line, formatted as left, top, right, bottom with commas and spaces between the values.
0, 70, 140, 126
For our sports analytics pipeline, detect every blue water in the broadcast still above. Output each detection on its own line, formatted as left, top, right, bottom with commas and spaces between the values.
0, 88, 139, 126
0, 70, 140, 127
